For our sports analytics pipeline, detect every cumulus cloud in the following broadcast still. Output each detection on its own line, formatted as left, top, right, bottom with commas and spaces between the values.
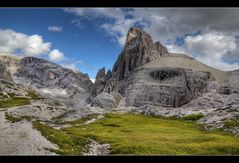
0, 29, 51, 56
167, 31, 239, 70
48, 26, 63, 32
48, 49, 64, 62
64, 8, 239, 71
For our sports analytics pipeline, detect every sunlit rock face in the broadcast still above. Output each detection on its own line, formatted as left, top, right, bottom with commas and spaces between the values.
124, 67, 212, 108
15, 57, 92, 92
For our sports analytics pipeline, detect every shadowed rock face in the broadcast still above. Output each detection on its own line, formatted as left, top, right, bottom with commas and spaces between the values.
0, 61, 28, 97
112, 27, 168, 82
91, 67, 112, 97
0, 61, 12, 81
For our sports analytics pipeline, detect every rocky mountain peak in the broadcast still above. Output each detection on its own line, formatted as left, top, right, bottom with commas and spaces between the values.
92, 27, 169, 97
91, 67, 108, 97
125, 27, 152, 46
105, 28, 167, 91
112, 27, 169, 81
95, 67, 106, 80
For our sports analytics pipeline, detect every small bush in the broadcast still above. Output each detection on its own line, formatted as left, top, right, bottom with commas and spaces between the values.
224, 119, 239, 129
27, 90, 44, 100
5, 113, 21, 123
183, 113, 204, 121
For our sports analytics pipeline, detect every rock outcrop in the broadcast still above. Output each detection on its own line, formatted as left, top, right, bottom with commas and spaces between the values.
0, 55, 21, 75
91, 92, 122, 109
124, 67, 212, 108
93, 27, 169, 97
12, 57, 93, 108
15, 57, 93, 95
0, 61, 12, 81
0, 60, 28, 99
108, 27, 168, 90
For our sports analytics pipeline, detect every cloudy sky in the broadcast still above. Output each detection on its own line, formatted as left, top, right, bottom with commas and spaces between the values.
0, 8, 239, 80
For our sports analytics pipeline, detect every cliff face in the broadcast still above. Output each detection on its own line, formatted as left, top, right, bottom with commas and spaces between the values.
93, 27, 169, 96
112, 27, 168, 82
0, 61, 12, 81
14, 57, 93, 99
0, 59, 28, 98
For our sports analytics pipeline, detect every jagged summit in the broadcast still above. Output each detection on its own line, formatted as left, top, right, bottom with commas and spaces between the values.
112, 27, 168, 82
125, 27, 152, 45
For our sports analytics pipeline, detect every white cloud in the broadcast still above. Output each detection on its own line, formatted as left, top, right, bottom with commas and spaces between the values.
59, 57, 93, 74
0, 29, 51, 56
167, 31, 239, 71
90, 78, 95, 83
48, 26, 63, 32
184, 31, 237, 59
64, 8, 239, 71
62, 63, 79, 72
48, 49, 64, 62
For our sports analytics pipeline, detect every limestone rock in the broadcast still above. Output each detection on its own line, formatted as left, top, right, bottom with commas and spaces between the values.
14, 57, 93, 98
105, 27, 168, 94
90, 92, 122, 109
0, 61, 12, 81
91, 67, 107, 97
124, 67, 212, 108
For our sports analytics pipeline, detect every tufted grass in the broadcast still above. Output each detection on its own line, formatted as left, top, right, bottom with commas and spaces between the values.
0, 97, 31, 108
32, 121, 88, 155
0, 90, 42, 108
33, 113, 239, 155
182, 113, 204, 121
223, 119, 239, 129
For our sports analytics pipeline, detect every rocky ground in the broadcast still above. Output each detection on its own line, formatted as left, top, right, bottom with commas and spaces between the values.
0, 108, 58, 155
82, 139, 110, 156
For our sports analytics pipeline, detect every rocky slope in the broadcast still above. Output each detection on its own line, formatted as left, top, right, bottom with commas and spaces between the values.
13, 57, 93, 108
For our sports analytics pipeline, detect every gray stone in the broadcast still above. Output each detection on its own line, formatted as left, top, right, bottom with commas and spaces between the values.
91, 92, 122, 109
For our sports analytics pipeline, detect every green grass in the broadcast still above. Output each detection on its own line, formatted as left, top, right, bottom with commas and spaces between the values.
5, 113, 22, 123
5, 113, 35, 123
182, 113, 204, 121
223, 119, 239, 129
34, 113, 239, 155
0, 97, 31, 108
0, 90, 43, 108
32, 121, 88, 155
62, 114, 99, 125
27, 90, 44, 100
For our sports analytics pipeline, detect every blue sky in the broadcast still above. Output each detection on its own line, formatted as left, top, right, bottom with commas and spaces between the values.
0, 8, 239, 81
0, 8, 122, 79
